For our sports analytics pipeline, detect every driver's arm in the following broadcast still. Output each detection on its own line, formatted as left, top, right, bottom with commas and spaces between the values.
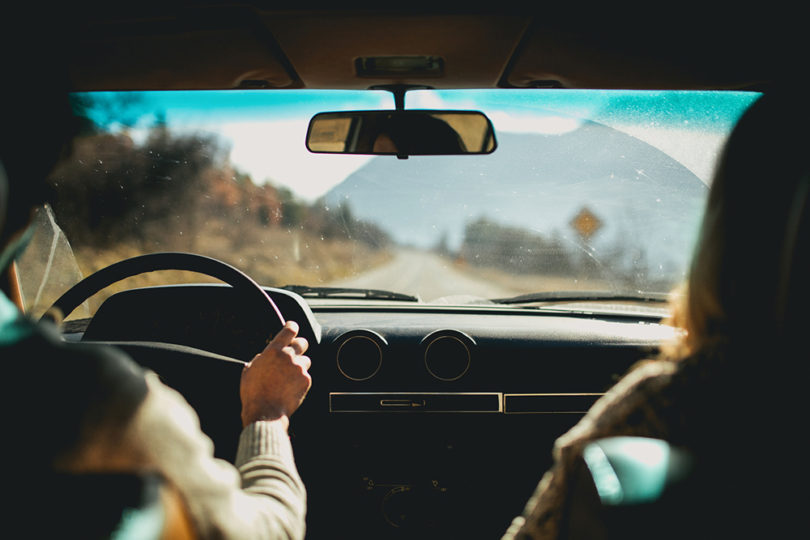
126, 321, 311, 540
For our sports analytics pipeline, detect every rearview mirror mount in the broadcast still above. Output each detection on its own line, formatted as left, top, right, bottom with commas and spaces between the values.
306, 110, 497, 159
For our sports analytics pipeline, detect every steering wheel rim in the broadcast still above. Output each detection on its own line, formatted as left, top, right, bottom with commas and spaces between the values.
45, 252, 286, 356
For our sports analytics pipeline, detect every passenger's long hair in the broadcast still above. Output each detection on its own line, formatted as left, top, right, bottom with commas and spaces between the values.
662, 91, 810, 360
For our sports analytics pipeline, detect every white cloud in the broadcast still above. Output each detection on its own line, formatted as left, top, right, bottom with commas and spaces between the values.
121, 118, 372, 201
219, 119, 372, 201
489, 111, 583, 135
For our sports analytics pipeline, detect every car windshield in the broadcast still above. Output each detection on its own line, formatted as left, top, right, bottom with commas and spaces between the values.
16, 89, 759, 318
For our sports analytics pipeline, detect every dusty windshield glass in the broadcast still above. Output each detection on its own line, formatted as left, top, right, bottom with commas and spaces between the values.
20, 89, 759, 317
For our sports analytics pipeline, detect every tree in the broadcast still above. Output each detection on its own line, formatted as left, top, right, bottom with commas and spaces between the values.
49, 127, 226, 249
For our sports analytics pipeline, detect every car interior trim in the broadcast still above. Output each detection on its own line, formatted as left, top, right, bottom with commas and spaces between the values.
503, 393, 604, 414
329, 392, 503, 413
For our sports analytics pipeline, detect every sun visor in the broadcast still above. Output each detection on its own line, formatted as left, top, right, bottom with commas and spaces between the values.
506, 25, 772, 90
69, 22, 296, 91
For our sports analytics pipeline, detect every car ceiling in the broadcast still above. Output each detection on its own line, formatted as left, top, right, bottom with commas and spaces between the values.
34, 4, 799, 92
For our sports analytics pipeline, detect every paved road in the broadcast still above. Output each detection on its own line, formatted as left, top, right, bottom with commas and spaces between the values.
328, 249, 521, 302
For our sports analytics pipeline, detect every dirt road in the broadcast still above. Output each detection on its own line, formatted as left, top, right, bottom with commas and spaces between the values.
328, 249, 523, 302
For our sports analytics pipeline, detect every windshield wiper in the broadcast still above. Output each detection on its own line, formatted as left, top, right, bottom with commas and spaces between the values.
281, 285, 420, 302
492, 290, 670, 305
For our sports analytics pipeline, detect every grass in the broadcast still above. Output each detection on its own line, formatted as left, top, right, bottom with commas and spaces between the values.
22, 220, 390, 319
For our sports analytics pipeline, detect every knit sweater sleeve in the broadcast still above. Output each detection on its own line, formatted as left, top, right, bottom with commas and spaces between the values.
129, 372, 307, 540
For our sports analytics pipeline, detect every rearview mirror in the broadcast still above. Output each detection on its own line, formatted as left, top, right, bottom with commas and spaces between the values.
306, 110, 497, 157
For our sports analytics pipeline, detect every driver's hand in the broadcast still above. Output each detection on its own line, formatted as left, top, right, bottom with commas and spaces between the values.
240, 321, 312, 428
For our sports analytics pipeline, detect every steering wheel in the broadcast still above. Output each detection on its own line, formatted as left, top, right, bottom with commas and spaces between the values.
46, 252, 286, 358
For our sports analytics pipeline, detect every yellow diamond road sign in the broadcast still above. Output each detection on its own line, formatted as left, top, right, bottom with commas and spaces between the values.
570, 207, 602, 240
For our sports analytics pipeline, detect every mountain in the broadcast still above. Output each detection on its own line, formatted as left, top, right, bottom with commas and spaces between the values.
323, 122, 709, 277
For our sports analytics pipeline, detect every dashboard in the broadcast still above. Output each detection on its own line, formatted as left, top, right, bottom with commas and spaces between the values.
69, 284, 672, 539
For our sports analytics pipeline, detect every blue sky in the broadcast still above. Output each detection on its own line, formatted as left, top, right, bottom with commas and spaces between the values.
80, 89, 757, 129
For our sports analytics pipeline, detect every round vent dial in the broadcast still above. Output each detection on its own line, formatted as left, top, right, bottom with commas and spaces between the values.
336, 330, 386, 381
422, 330, 475, 381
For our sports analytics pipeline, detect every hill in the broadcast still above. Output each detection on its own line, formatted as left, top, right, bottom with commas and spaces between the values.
324, 122, 709, 285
